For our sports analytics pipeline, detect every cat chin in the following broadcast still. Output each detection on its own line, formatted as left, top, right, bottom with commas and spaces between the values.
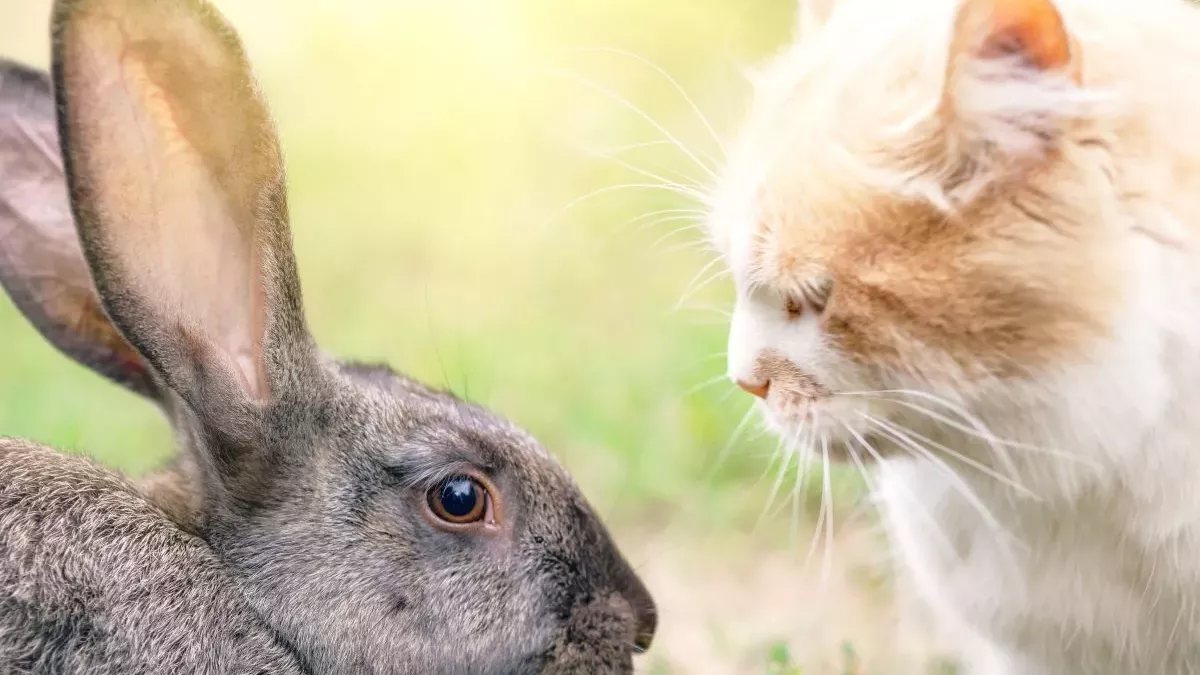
757, 396, 895, 463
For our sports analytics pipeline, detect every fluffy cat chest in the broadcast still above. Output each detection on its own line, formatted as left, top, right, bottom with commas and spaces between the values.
876, 459, 1200, 674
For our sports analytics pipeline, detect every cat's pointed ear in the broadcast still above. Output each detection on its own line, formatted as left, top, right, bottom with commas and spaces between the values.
795, 0, 838, 41
0, 58, 159, 400
943, 0, 1086, 166
52, 0, 313, 428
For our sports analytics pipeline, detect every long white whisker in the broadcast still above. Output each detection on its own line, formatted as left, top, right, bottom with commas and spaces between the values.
820, 430, 834, 584
539, 182, 702, 234
842, 389, 1021, 476
846, 390, 1093, 467
674, 255, 728, 309
845, 423, 958, 555
866, 414, 1039, 500
682, 374, 729, 398
585, 139, 680, 156
569, 140, 707, 197
805, 412, 827, 571
665, 238, 718, 255
675, 303, 732, 319
757, 422, 804, 529
785, 423, 816, 545
864, 414, 1016, 547
573, 46, 728, 159
627, 207, 710, 227
547, 69, 719, 181
642, 215, 703, 233
674, 267, 730, 311
837, 448, 878, 532
702, 403, 758, 486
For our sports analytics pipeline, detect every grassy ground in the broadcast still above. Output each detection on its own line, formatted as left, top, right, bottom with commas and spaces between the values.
0, 1, 951, 672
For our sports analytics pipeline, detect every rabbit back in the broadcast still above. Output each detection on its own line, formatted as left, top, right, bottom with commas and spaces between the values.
0, 439, 307, 675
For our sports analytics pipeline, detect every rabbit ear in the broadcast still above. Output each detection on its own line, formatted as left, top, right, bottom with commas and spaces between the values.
51, 0, 312, 425
0, 58, 159, 400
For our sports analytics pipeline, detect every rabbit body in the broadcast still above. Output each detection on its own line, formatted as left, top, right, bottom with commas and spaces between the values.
0, 440, 307, 675
0, 1, 656, 673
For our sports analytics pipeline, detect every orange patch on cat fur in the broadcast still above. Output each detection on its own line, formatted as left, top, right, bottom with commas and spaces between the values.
754, 182, 1121, 380
726, 0, 1126, 384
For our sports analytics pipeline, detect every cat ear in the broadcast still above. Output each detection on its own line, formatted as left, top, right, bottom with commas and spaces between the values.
795, 0, 838, 41
943, 0, 1086, 166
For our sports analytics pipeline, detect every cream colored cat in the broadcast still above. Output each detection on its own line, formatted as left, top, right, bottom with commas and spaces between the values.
710, 0, 1200, 672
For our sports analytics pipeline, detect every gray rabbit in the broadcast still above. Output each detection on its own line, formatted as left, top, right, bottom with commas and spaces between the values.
0, 0, 656, 673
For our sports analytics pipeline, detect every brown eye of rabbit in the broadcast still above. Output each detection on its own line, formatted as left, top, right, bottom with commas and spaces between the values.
428, 476, 488, 524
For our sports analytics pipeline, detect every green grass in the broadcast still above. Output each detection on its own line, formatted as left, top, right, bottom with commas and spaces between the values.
0, 1, 916, 671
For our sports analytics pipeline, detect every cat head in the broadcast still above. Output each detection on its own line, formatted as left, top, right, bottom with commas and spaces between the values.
710, 0, 1152, 459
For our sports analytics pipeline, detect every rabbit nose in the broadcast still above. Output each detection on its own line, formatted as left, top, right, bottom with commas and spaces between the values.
632, 603, 656, 654
616, 571, 656, 654
736, 378, 770, 399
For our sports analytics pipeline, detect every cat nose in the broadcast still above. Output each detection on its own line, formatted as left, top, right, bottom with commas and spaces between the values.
736, 378, 770, 399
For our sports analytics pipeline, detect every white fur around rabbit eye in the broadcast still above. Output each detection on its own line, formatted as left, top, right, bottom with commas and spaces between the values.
425, 474, 497, 529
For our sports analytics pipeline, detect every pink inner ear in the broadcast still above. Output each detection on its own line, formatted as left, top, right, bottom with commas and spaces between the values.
64, 10, 272, 402
961, 0, 1074, 74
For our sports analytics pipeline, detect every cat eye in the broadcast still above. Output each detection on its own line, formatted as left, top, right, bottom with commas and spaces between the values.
785, 276, 834, 319
785, 295, 805, 319
427, 475, 491, 526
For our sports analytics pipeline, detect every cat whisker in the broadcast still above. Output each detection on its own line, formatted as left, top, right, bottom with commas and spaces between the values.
839, 421, 879, 504
843, 423, 958, 556
674, 265, 731, 312
844, 388, 1091, 465
647, 219, 707, 250
673, 303, 732, 320
837, 426, 890, 536
758, 422, 816, 523
568, 140, 708, 198
572, 46, 729, 160
664, 238, 719, 256
627, 207, 710, 227
780, 422, 817, 541
757, 423, 804, 530
682, 373, 730, 398
841, 388, 1022, 477
539, 182, 703, 234
803, 411, 832, 581
582, 139, 681, 157
864, 413, 1039, 500
575, 140, 710, 192
863, 392, 1098, 469
819, 429, 836, 584
701, 402, 759, 488
863, 413, 1020, 557
545, 69, 719, 182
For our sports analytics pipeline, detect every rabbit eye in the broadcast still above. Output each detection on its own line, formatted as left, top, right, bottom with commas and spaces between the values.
428, 476, 488, 525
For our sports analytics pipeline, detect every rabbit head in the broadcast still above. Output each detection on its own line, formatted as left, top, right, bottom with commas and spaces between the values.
0, 1, 656, 672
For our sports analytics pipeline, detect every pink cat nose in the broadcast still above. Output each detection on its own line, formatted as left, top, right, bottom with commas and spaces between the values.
736, 378, 770, 399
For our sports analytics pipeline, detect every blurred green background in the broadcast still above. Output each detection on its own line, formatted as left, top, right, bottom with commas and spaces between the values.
0, 1, 943, 672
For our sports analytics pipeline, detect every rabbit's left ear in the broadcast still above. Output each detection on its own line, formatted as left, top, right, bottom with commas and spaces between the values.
0, 58, 159, 399
52, 0, 314, 425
